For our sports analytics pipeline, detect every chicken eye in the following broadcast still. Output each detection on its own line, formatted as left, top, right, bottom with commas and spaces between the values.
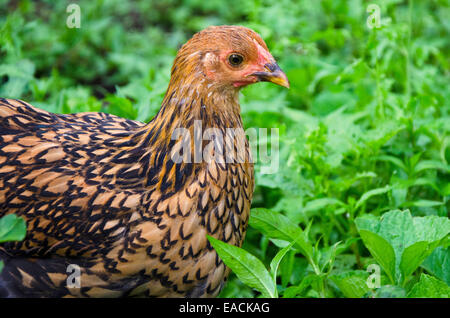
228, 54, 244, 67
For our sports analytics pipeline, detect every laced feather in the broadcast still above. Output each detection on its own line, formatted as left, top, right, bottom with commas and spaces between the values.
0, 26, 260, 297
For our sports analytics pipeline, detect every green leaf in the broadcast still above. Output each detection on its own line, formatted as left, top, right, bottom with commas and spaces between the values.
373, 155, 407, 172
249, 208, 313, 261
413, 215, 450, 243
103, 95, 137, 119
414, 160, 449, 174
330, 270, 370, 298
421, 247, 450, 285
354, 186, 391, 210
0, 214, 27, 243
318, 241, 341, 273
356, 210, 450, 284
302, 198, 345, 214
270, 240, 296, 282
280, 250, 296, 288
399, 242, 433, 283
407, 274, 450, 298
282, 274, 321, 298
0, 59, 35, 97
357, 229, 396, 284
402, 200, 443, 208
207, 236, 277, 298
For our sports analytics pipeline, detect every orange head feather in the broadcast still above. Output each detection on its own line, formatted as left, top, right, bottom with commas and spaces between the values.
170, 25, 290, 91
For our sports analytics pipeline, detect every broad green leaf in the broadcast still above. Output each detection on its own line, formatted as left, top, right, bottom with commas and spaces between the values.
0, 214, 27, 243
356, 210, 450, 284
407, 274, 450, 298
249, 208, 313, 260
377, 210, 416, 280
399, 242, 433, 283
413, 215, 450, 243
357, 229, 396, 284
421, 247, 450, 285
207, 236, 277, 298
330, 270, 370, 298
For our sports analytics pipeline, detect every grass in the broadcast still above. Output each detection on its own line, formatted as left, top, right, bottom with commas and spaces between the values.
0, 0, 449, 298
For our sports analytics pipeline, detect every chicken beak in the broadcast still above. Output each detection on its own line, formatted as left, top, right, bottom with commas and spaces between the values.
250, 62, 290, 88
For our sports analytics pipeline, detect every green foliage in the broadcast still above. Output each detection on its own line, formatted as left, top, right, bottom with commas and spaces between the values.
0, 214, 26, 243
421, 247, 450, 285
1, 0, 449, 297
355, 210, 450, 285
0, 214, 27, 273
329, 270, 370, 298
249, 208, 314, 267
207, 235, 278, 298
407, 274, 450, 298
365, 285, 407, 298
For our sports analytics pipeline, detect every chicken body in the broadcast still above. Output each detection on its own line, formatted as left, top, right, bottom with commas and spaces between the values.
0, 26, 288, 297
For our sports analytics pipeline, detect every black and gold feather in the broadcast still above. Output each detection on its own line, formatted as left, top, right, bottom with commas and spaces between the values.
0, 26, 278, 297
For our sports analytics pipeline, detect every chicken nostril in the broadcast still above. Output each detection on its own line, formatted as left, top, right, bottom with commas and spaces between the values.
264, 63, 277, 72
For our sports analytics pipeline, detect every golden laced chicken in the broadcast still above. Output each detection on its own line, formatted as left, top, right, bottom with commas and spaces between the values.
0, 25, 289, 297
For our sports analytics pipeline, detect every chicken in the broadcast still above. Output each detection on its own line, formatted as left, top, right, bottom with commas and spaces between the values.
0, 25, 289, 297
